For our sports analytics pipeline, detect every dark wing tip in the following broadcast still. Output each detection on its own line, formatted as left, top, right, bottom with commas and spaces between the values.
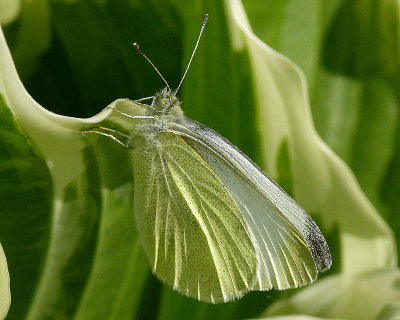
304, 215, 332, 272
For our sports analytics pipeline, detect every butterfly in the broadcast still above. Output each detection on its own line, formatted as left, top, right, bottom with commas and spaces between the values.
81, 14, 331, 303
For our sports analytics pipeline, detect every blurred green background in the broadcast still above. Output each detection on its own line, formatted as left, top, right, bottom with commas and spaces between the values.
0, 0, 400, 319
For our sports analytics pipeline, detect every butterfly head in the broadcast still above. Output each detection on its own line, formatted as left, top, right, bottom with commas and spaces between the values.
151, 87, 183, 117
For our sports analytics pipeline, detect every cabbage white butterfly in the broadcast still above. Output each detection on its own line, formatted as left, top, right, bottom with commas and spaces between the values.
81, 14, 331, 303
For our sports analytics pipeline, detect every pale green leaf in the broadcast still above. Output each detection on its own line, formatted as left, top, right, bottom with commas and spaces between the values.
0, 244, 10, 319
263, 268, 400, 320
0, 0, 21, 25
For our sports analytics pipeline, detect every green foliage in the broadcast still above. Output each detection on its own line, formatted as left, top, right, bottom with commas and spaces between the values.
0, 0, 399, 319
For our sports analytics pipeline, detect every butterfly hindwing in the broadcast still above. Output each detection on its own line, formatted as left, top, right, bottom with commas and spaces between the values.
133, 131, 258, 303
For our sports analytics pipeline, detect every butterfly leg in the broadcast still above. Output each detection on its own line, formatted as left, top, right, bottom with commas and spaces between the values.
134, 96, 154, 103
124, 97, 155, 109
107, 105, 156, 120
79, 126, 131, 147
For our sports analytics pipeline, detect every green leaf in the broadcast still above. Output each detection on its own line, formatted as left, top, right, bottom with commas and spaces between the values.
3, 0, 50, 79
244, 0, 400, 254
260, 316, 340, 320
0, 24, 150, 319
229, 0, 395, 274
0, 0, 399, 319
263, 268, 400, 320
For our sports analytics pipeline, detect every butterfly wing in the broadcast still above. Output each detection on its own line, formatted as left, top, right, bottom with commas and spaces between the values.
168, 120, 332, 291
132, 131, 258, 303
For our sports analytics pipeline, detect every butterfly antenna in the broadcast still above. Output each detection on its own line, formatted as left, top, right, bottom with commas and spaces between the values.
132, 42, 171, 90
174, 14, 209, 95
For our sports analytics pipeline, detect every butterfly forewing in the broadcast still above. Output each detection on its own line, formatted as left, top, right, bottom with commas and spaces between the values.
133, 131, 258, 303
167, 120, 332, 290
182, 138, 317, 289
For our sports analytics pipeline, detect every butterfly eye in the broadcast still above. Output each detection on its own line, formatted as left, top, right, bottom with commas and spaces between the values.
161, 97, 170, 109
